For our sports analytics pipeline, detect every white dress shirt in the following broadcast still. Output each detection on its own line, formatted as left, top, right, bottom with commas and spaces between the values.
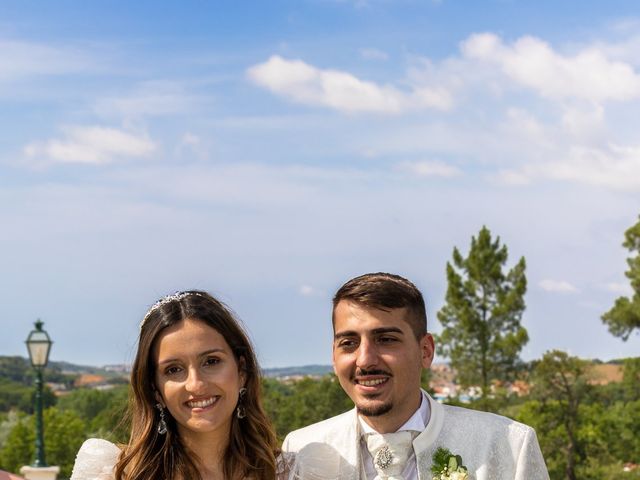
359, 391, 431, 480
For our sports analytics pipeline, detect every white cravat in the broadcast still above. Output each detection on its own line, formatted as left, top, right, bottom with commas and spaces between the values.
365, 431, 417, 480
359, 391, 431, 480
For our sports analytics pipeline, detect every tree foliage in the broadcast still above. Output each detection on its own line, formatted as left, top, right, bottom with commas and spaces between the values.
602, 215, 640, 340
529, 350, 591, 480
57, 386, 129, 443
0, 379, 33, 413
263, 375, 352, 440
437, 226, 528, 407
0, 413, 31, 474
621, 357, 640, 401
0, 407, 95, 478
42, 408, 87, 478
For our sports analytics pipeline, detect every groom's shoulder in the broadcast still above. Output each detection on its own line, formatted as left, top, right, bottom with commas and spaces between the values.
441, 402, 535, 437
282, 408, 355, 451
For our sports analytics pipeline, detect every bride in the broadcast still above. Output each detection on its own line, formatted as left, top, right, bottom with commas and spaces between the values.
71, 291, 283, 480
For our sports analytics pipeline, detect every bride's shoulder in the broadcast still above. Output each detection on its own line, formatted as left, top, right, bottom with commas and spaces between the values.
71, 438, 121, 480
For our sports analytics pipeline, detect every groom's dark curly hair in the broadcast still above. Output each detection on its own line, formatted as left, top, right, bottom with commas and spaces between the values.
332, 272, 427, 339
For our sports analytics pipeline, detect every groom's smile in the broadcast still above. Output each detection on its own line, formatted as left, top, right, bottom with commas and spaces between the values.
332, 300, 434, 433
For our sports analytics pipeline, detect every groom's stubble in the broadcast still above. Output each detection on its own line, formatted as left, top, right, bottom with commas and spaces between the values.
353, 367, 394, 417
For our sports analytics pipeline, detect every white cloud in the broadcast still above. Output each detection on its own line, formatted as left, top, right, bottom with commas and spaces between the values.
498, 143, 640, 191
299, 285, 322, 297
360, 48, 389, 61
175, 132, 209, 160
461, 32, 640, 102
494, 170, 531, 186
560, 104, 606, 141
603, 282, 634, 295
247, 55, 452, 114
547, 144, 640, 189
182, 132, 200, 146
397, 160, 461, 177
24, 126, 156, 166
0, 39, 93, 79
94, 81, 200, 118
539, 279, 579, 293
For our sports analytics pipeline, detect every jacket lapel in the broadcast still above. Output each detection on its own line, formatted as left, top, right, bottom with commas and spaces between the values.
413, 393, 445, 480
346, 408, 363, 480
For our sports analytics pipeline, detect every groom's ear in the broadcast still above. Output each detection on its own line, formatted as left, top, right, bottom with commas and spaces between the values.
420, 333, 435, 369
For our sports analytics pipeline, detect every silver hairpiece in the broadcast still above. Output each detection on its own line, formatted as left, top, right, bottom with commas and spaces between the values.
140, 291, 204, 329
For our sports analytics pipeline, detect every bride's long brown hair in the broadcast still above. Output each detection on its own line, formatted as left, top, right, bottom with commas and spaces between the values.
115, 291, 279, 480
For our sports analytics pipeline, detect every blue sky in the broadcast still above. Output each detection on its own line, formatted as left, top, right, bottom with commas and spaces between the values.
1, 0, 639, 368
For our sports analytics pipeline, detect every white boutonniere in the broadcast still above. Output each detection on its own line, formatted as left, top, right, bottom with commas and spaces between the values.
431, 447, 470, 480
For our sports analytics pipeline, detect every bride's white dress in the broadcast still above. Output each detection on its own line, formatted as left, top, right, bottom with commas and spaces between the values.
71, 438, 296, 480
70, 439, 120, 480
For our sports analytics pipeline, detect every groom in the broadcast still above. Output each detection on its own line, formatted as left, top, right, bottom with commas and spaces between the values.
282, 272, 549, 479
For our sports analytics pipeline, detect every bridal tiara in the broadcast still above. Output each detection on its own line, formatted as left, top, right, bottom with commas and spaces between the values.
140, 291, 205, 329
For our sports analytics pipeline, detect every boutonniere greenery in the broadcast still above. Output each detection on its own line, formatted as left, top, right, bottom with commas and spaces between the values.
431, 447, 469, 480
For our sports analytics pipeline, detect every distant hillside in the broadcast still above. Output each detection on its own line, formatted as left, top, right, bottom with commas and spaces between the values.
0, 356, 127, 383
0, 355, 332, 381
2, 356, 634, 383
262, 364, 333, 378
49, 360, 128, 378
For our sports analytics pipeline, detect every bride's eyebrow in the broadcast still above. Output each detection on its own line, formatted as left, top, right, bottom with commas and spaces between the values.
198, 348, 226, 357
157, 348, 226, 366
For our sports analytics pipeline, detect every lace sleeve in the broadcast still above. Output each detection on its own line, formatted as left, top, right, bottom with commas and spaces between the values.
70, 438, 120, 480
279, 447, 351, 480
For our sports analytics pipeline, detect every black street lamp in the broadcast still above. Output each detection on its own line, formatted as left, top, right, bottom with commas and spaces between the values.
25, 319, 53, 468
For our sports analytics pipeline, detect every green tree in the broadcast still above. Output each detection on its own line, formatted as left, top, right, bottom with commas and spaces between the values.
87, 387, 130, 443
602, 215, 640, 340
517, 399, 567, 479
519, 394, 640, 480
58, 387, 117, 423
42, 407, 86, 478
0, 410, 22, 453
0, 416, 32, 474
263, 375, 353, 439
437, 226, 528, 408
57, 385, 129, 442
261, 378, 292, 440
530, 350, 591, 480
0, 407, 86, 478
590, 399, 640, 470
0, 379, 33, 413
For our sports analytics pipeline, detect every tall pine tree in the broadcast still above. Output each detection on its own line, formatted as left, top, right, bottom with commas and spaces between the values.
437, 226, 528, 408
602, 215, 640, 340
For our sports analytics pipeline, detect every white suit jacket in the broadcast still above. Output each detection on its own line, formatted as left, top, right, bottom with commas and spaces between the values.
282, 392, 549, 480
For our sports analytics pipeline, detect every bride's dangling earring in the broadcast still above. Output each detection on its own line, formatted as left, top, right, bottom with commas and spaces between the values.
236, 387, 247, 419
156, 402, 168, 434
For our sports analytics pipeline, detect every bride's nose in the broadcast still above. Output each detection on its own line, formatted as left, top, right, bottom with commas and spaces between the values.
185, 366, 206, 393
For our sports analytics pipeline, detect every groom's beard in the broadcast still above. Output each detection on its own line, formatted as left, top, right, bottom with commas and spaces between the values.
353, 368, 393, 417
357, 402, 393, 417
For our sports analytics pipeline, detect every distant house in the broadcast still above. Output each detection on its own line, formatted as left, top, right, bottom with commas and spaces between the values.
74, 374, 107, 388
45, 382, 69, 396
509, 380, 531, 397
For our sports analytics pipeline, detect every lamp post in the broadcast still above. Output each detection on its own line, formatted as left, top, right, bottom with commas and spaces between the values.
25, 319, 53, 468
